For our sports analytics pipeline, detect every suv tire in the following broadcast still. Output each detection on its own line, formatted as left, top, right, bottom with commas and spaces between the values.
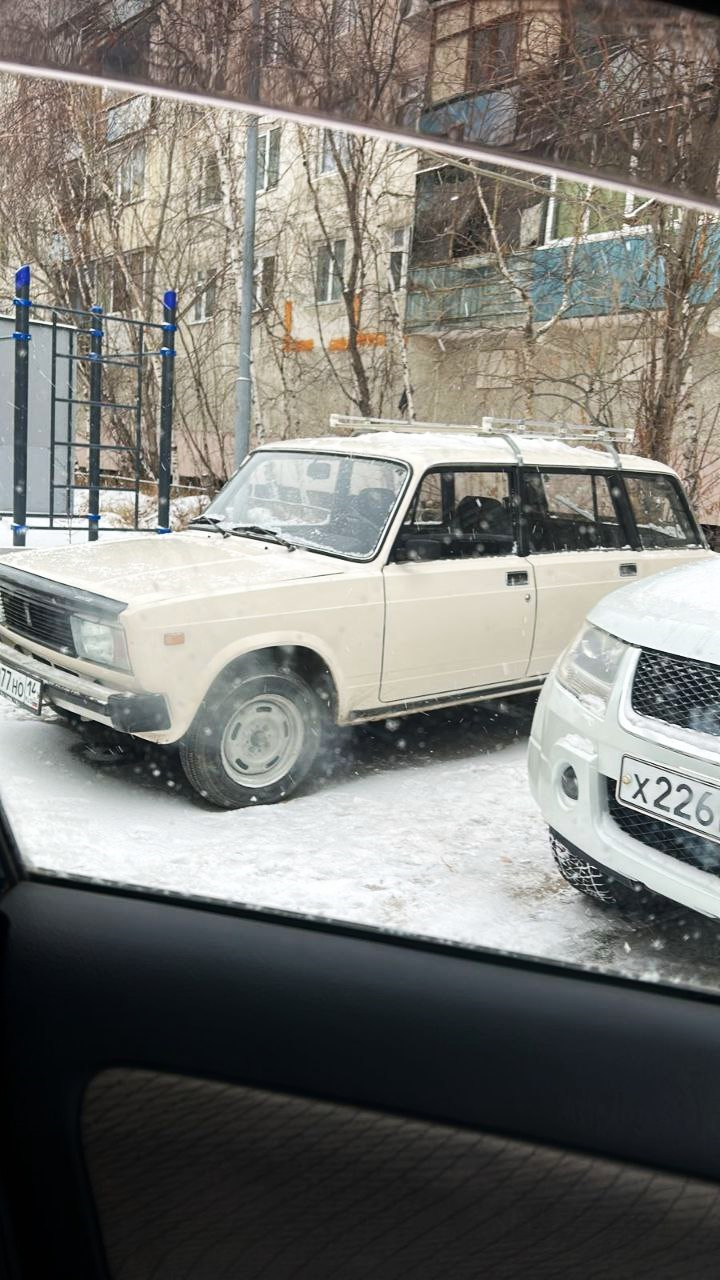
550, 832, 660, 912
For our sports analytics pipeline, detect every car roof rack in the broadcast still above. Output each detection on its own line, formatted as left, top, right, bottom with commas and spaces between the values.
327, 414, 632, 467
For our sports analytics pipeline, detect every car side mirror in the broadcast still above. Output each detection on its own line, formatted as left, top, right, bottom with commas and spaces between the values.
394, 534, 442, 563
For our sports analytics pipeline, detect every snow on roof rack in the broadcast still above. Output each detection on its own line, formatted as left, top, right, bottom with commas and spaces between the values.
327, 414, 633, 466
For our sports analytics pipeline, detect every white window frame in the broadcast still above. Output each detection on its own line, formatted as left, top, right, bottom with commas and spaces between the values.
190, 268, 217, 324
253, 254, 277, 311
256, 126, 281, 193
389, 227, 411, 291
318, 128, 350, 177
261, 4, 286, 65
316, 239, 346, 304
114, 139, 146, 204
541, 130, 651, 249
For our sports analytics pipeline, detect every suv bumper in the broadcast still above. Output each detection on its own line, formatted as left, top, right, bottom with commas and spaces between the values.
0, 638, 170, 734
528, 667, 720, 920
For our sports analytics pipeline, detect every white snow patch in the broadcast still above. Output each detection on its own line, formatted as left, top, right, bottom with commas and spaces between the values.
0, 698, 718, 990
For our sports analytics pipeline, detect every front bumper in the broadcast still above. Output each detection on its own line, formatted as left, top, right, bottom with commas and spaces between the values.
0, 637, 170, 734
528, 655, 720, 920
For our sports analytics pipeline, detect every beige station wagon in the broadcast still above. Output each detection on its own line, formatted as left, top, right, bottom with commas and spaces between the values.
0, 417, 712, 807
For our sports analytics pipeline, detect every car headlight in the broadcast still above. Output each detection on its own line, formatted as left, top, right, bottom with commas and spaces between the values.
70, 616, 130, 671
556, 623, 627, 716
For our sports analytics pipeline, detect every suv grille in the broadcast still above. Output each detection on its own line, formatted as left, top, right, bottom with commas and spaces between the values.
631, 648, 720, 738
0, 583, 76, 656
606, 778, 720, 878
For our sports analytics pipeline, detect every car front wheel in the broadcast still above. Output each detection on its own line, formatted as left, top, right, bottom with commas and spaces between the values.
180, 664, 326, 808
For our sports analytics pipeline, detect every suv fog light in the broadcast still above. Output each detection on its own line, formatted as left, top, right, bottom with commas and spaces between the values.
560, 766, 579, 801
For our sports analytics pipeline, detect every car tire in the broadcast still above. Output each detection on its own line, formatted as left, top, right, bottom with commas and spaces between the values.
549, 832, 655, 911
180, 662, 326, 809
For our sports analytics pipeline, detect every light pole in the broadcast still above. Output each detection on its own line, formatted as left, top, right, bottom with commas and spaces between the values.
234, 0, 261, 469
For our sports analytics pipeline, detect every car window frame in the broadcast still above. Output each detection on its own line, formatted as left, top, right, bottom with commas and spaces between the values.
206, 446, 414, 564
519, 464, 637, 555
389, 462, 523, 564
619, 468, 707, 551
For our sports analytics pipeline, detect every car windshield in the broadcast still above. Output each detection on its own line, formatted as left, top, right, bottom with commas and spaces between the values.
200, 450, 408, 559
3, 0, 720, 1001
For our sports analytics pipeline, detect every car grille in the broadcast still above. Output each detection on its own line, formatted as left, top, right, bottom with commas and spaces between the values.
606, 777, 720, 878
631, 648, 720, 738
0, 583, 76, 656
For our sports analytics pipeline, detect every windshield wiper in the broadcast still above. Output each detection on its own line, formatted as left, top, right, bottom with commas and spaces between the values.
229, 524, 297, 551
187, 514, 230, 537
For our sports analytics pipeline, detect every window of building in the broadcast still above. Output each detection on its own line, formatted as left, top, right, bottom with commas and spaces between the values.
389, 227, 410, 291
467, 16, 519, 90
318, 128, 351, 176
256, 127, 281, 192
254, 255, 277, 310
522, 469, 626, 552
197, 153, 222, 210
332, 0, 358, 37
401, 468, 515, 559
191, 269, 217, 323
110, 249, 146, 315
106, 94, 151, 143
261, 4, 292, 64
430, 5, 521, 102
316, 240, 345, 303
114, 140, 146, 203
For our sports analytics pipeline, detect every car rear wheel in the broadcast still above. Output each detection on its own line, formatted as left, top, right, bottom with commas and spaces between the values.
180, 663, 326, 808
549, 832, 659, 911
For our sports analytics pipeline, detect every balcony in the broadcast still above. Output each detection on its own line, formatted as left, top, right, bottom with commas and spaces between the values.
405, 233, 661, 333
419, 87, 518, 148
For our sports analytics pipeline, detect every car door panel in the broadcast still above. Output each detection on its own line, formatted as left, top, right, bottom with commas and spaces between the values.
4, 879, 720, 1279
526, 549, 643, 676
381, 556, 536, 701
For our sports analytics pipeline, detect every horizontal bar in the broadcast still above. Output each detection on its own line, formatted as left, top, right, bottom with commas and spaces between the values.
32, 301, 166, 330
51, 479, 139, 492
51, 443, 140, 454
53, 397, 138, 410
54, 353, 142, 370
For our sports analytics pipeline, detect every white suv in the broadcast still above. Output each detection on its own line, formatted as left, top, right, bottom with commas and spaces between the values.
0, 418, 711, 808
529, 557, 720, 918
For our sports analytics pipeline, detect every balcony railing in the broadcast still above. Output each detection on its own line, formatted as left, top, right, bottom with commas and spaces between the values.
405, 234, 663, 332
419, 87, 518, 148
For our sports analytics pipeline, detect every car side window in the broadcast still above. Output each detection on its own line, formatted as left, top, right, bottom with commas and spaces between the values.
522, 469, 626, 553
623, 473, 700, 549
400, 468, 516, 560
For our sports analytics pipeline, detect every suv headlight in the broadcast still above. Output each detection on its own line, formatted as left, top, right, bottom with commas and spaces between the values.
556, 623, 627, 716
70, 616, 130, 671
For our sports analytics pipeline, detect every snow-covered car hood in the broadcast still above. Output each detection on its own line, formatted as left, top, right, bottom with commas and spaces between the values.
0, 531, 342, 606
590, 557, 720, 665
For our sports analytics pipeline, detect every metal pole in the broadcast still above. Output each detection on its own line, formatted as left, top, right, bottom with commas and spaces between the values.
157, 290, 177, 534
49, 311, 57, 527
12, 265, 31, 549
87, 304, 103, 543
234, 0, 261, 469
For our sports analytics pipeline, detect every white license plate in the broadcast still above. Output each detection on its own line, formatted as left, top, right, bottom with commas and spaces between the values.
617, 756, 720, 847
0, 662, 42, 713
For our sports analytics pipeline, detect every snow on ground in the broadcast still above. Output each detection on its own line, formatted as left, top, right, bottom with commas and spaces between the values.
2, 694, 720, 992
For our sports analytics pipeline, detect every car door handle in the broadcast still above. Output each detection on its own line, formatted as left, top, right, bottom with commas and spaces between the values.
619, 563, 638, 577
506, 570, 529, 587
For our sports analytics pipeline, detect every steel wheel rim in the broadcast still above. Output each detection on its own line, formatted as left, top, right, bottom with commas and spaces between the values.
221, 692, 305, 787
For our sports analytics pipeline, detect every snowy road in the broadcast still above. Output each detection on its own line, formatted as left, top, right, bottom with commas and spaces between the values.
2, 695, 720, 992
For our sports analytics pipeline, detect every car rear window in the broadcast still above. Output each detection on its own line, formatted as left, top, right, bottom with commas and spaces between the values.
624, 473, 701, 549
523, 469, 626, 552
